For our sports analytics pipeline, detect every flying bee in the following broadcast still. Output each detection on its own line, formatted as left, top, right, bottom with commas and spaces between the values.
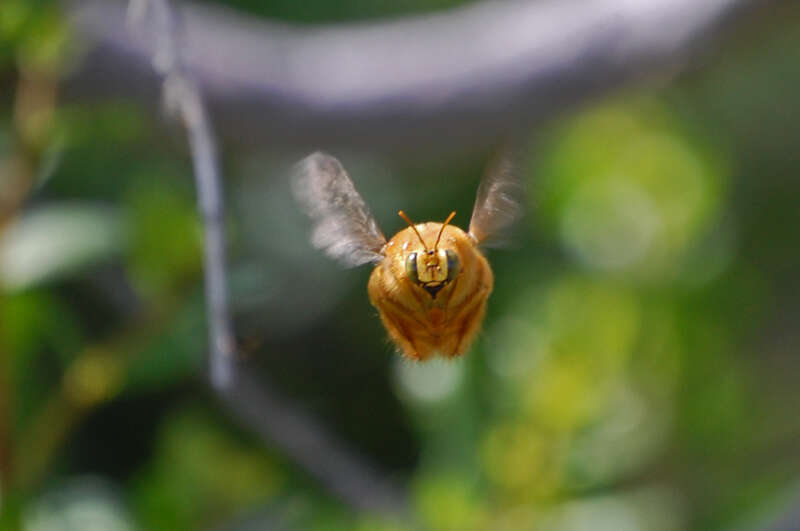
292, 151, 522, 360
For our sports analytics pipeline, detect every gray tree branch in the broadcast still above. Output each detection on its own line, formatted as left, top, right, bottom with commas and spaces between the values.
67, 0, 766, 157
127, 0, 234, 390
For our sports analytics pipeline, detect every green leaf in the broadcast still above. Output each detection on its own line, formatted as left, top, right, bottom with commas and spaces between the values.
0, 203, 122, 291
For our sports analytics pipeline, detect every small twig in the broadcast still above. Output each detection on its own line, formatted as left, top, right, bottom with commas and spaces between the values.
128, 0, 233, 389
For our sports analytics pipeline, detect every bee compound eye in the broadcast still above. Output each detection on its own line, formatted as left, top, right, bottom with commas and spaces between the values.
405, 252, 419, 283
445, 250, 461, 281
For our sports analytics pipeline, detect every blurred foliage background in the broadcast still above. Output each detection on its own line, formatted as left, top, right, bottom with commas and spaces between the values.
2, 0, 800, 530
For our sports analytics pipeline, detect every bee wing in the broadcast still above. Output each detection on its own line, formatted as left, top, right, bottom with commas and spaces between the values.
292, 152, 387, 267
468, 146, 525, 247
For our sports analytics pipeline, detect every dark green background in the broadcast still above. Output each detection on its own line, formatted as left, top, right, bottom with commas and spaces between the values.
1, 1, 800, 529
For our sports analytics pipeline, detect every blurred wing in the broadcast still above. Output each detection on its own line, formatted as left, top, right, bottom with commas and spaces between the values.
292, 152, 386, 267
468, 147, 525, 247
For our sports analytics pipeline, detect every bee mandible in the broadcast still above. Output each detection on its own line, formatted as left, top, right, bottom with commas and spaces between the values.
292, 151, 522, 360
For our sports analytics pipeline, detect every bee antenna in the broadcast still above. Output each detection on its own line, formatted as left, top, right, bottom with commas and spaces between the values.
434, 211, 456, 250
398, 210, 428, 251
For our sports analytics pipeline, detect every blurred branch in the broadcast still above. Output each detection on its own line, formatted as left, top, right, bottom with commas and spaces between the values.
126, 0, 407, 516
219, 366, 408, 515
65, 0, 770, 156
127, 0, 234, 390
0, 59, 60, 494
15, 301, 170, 491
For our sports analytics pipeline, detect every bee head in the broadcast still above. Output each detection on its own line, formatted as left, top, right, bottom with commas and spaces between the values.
398, 210, 461, 298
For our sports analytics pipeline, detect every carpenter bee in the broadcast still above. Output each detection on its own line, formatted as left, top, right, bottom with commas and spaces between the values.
293, 151, 522, 360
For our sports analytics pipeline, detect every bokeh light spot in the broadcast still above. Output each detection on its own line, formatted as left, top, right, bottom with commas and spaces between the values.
393, 357, 465, 404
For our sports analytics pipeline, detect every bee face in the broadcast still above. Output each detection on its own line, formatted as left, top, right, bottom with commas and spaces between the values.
393, 210, 463, 300
405, 247, 461, 298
